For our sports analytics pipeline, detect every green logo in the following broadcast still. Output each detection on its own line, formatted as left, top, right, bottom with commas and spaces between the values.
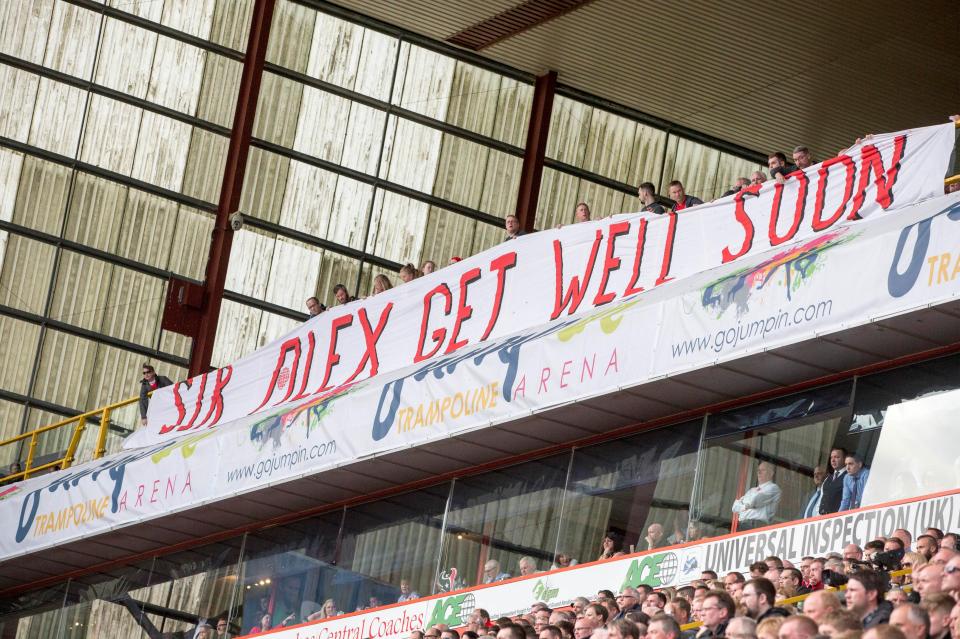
532, 579, 559, 601
428, 593, 476, 627
620, 552, 679, 591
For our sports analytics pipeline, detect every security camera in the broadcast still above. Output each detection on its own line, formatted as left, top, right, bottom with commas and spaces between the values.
228, 211, 244, 232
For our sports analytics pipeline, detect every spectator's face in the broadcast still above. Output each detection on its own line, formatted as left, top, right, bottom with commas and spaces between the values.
813, 467, 828, 484
668, 185, 685, 203
929, 604, 950, 637
803, 594, 830, 623
520, 560, 535, 576
768, 156, 784, 170
505, 216, 520, 234
844, 579, 870, 614
808, 561, 823, 585
792, 150, 812, 169
616, 591, 638, 609
645, 593, 663, 609
884, 540, 902, 553
575, 205, 590, 223
645, 621, 673, 639
422, 262, 435, 275
778, 572, 798, 592
574, 620, 595, 639
483, 561, 499, 580
830, 449, 844, 470
757, 462, 773, 483
778, 620, 815, 639
951, 604, 960, 639
890, 606, 926, 639
690, 599, 702, 621
943, 557, 960, 592
573, 600, 586, 615
751, 172, 766, 185
216, 620, 228, 636
335, 288, 348, 304
766, 567, 781, 582
800, 558, 811, 578
143, 367, 155, 380
727, 580, 744, 600
843, 544, 862, 560
918, 537, 938, 559
400, 580, 410, 594
741, 583, 762, 615
648, 523, 663, 541
535, 611, 549, 631
916, 565, 943, 595
844, 456, 862, 475
700, 597, 726, 628
583, 607, 602, 623
306, 298, 322, 315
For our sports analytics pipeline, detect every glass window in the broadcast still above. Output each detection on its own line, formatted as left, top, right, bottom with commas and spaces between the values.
440, 455, 570, 588
0, 63, 40, 142
0, 233, 56, 314
145, 35, 206, 115
562, 420, 702, 563
694, 382, 853, 536
365, 190, 428, 265
210, 299, 263, 367
0, 0, 54, 65
43, 1, 101, 80
94, 17, 157, 100
239, 510, 344, 633
661, 135, 721, 204
28, 77, 87, 158
266, 0, 316, 74
0, 398, 26, 467
337, 485, 450, 610
392, 43, 455, 122
13, 155, 71, 236
0, 315, 41, 395
0, 581, 69, 639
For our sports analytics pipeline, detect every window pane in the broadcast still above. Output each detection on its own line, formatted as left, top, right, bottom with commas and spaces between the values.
11, 155, 70, 236
392, 43, 454, 122
0, 315, 41, 395
695, 383, 853, 536
0, 233, 55, 314
661, 135, 721, 204
0, 63, 39, 142
28, 77, 87, 158
365, 190, 428, 265
0, 399, 26, 467
337, 485, 449, 609
0, 581, 69, 638
44, 1, 101, 80
0, 0, 54, 65
239, 510, 343, 633
211, 299, 263, 367
562, 421, 701, 562
441, 455, 570, 588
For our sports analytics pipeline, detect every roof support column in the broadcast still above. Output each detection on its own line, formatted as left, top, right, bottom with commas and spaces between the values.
515, 70, 557, 234
186, 0, 276, 377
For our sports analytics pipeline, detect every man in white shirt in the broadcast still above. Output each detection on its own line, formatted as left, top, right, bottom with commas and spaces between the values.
732, 461, 782, 530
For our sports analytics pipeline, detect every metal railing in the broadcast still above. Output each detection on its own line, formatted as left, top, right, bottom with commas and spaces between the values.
0, 395, 140, 483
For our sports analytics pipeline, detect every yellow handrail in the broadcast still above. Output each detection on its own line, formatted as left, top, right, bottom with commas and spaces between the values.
0, 395, 141, 483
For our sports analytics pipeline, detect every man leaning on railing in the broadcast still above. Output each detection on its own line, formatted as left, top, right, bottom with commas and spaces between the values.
139, 363, 172, 426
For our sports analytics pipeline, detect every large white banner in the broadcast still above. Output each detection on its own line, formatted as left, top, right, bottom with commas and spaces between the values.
242, 488, 960, 639
3, 190, 960, 561
136, 123, 957, 447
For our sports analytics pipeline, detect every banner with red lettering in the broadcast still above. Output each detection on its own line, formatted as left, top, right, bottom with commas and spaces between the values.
4, 190, 960, 560
131, 122, 954, 448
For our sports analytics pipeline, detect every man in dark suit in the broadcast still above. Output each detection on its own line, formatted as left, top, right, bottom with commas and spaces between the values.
819, 447, 847, 515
